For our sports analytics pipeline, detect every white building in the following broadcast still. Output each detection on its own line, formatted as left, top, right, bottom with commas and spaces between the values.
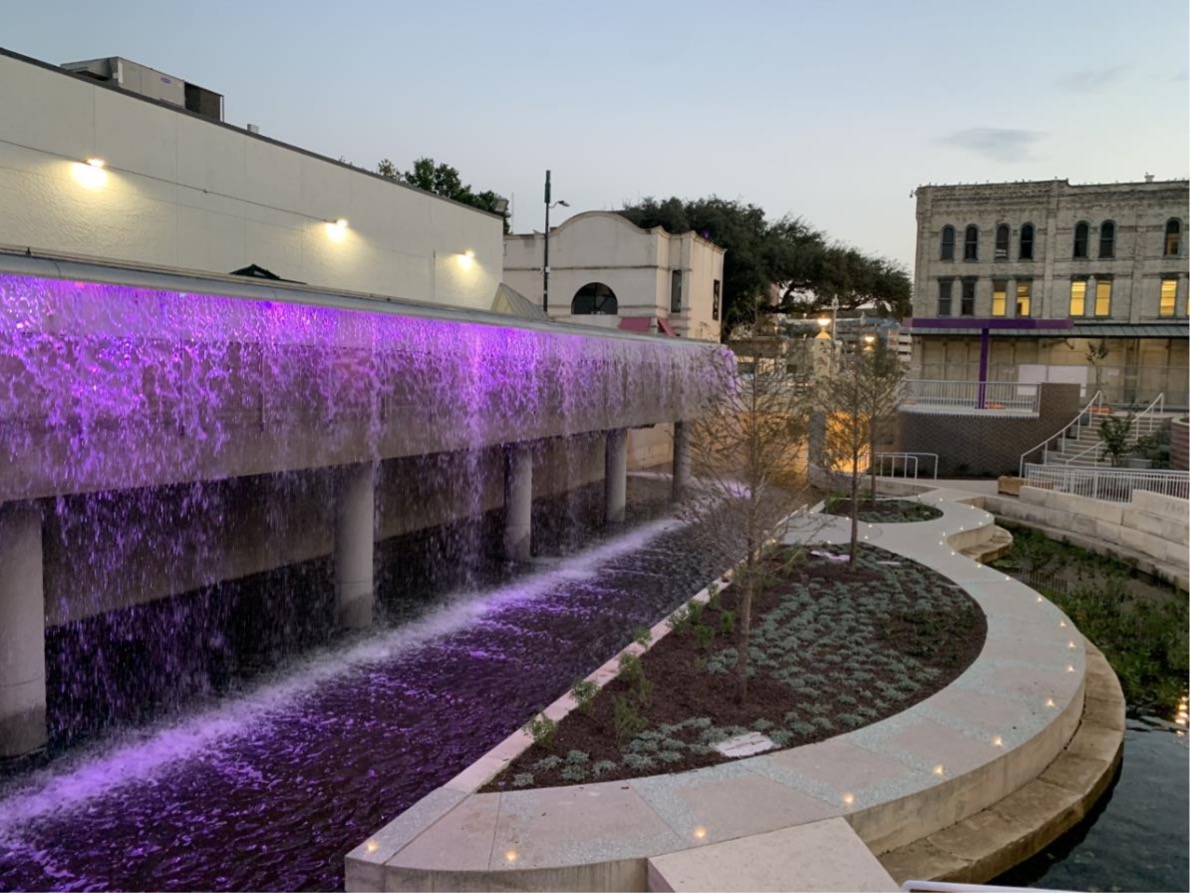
503, 211, 726, 342
0, 48, 504, 312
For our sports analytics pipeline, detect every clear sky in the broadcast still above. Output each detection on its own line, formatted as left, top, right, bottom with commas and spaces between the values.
7, 0, 1188, 269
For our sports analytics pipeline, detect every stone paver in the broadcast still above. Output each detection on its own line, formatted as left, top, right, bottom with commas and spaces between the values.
647, 818, 898, 892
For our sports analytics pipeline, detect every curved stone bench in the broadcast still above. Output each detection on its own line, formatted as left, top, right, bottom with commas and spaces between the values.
345, 491, 1087, 892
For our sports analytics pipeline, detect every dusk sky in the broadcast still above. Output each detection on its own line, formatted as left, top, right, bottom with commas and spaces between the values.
8, 0, 1188, 268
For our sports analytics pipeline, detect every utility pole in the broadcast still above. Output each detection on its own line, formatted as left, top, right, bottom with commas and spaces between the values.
543, 170, 551, 316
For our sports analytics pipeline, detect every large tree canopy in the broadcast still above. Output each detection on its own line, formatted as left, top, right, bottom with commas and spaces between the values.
618, 197, 910, 336
377, 157, 508, 232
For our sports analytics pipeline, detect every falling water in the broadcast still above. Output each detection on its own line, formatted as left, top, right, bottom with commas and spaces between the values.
0, 273, 734, 889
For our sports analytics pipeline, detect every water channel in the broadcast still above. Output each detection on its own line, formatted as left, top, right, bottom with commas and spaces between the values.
0, 478, 734, 891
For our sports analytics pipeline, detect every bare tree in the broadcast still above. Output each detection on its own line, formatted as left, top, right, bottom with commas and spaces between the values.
678, 354, 814, 704
814, 338, 903, 565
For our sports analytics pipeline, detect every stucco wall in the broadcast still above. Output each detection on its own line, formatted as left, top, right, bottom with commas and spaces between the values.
895, 383, 1082, 476
0, 52, 502, 310
503, 212, 723, 341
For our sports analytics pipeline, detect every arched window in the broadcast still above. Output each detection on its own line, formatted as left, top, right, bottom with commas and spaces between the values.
995, 224, 1010, 260
1019, 223, 1035, 260
1073, 221, 1090, 259
571, 282, 618, 315
940, 225, 955, 261
1098, 221, 1115, 259
1165, 218, 1182, 256
963, 225, 979, 261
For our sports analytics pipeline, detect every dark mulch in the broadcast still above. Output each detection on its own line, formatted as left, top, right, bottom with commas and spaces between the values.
823, 497, 943, 524
484, 543, 986, 791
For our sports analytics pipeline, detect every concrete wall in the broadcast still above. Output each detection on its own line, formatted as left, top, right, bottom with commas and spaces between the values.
43, 435, 610, 626
895, 383, 1081, 476
0, 51, 502, 310
913, 179, 1189, 323
503, 212, 724, 341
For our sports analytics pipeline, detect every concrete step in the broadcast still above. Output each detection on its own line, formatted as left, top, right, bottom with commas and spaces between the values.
958, 525, 1013, 564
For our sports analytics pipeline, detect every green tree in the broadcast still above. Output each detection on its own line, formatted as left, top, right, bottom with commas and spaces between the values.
377, 157, 509, 233
619, 198, 911, 339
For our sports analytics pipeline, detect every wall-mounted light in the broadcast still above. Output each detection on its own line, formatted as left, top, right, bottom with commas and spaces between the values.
458, 249, 476, 270
326, 218, 349, 242
71, 158, 108, 189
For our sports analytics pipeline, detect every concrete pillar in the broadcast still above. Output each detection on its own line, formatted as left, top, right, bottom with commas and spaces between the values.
503, 443, 533, 562
672, 421, 691, 501
0, 502, 46, 757
605, 428, 628, 524
335, 463, 375, 629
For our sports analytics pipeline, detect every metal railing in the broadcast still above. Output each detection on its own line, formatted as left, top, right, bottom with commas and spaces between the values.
1023, 463, 1190, 502
1019, 390, 1106, 475
1061, 393, 1167, 467
870, 451, 939, 479
903, 380, 1039, 414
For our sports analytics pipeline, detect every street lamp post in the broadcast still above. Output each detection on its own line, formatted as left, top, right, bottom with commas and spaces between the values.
542, 170, 569, 315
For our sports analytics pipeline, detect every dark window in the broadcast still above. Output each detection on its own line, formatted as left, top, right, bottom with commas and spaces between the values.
940, 225, 955, 261
1165, 218, 1181, 256
712, 279, 721, 321
571, 282, 618, 315
964, 225, 979, 260
937, 279, 953, 316
1073, 221, 1089, 258
961, 279, 976, 316
670, 270, 682, 313
1098, 221, 1115, 259
1020, 223, 1034, 260
995, 224, 1010, 260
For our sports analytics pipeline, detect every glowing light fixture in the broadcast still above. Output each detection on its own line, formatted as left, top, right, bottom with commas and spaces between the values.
71, 160, 108, 189
504, 849, 518, 863
932, 764, 945, 776
325, 218, 349, 242
365, 840, 379, 853
693, 826, 707, 841
1045, 697, 1056, 709
1066, 664, 1075, 673
992, 735, 1003, 748
816, 317, 831, 329
842, 792, 855, 806
458, 249, 477, 270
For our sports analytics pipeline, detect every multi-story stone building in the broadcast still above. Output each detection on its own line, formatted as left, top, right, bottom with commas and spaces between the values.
909, 178, 1189, 408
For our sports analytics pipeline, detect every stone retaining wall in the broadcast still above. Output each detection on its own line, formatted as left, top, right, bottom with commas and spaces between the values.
1172, 419, 1189, 471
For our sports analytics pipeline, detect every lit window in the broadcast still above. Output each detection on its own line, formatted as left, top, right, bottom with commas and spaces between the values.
961, 279, 976, 316
941, 225, 955, 261
1016, 281, 1031, 317
670, 270, 682, 313
1159, 278, 1178, 317
1165, 219, 1181, 256
1073, 222, 1089, 259
964, 225, 979, 261
1098, 221, 1115, 259
1069, 279, 1087, 316
712, 279, 721, 321
1094, 279, 1112, 317
1020, 223, 1035, 260
937, 279, 953, 316
995, 224, 1010, 260
992, 280, 1007, 316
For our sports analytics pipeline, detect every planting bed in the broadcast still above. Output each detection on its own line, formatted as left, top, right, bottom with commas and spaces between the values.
824, 497, 943, 524
485, 543, 985, 791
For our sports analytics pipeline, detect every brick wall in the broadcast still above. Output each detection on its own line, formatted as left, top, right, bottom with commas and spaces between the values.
1172, 419, 1189, 471
894, 382, 1081, 477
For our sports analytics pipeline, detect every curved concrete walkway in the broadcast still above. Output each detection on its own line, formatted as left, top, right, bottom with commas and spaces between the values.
345, 491, 1088, 892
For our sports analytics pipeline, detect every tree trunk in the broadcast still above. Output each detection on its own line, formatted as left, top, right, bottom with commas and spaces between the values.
868, 428, 878, 509
734, 561, 754, 705
849, 454, 860, 566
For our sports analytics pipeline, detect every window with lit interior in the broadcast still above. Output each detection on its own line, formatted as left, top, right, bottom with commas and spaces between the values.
1015, 281, 1031, 317
1159, 277, 1178, 317
991, 280, 1007, 316
1069, 279, 1087, 316
1094, 279, 1112, 317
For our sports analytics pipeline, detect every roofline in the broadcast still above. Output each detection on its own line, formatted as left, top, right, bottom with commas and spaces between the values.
916, 177, 1190, 191
0, 46, 504, 224
507, 210, 727, 253
0, 246, 713, 349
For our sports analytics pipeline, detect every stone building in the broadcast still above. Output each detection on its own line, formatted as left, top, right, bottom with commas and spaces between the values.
909, 178, 1189, 409
503, 211, 725, 342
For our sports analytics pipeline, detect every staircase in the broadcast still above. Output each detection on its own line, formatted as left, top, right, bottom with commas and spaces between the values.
1020, 392, 1171, 472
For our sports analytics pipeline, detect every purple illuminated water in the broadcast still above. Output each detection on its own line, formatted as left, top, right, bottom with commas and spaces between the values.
0, 481, 733, 891
0, 274, 733, 890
